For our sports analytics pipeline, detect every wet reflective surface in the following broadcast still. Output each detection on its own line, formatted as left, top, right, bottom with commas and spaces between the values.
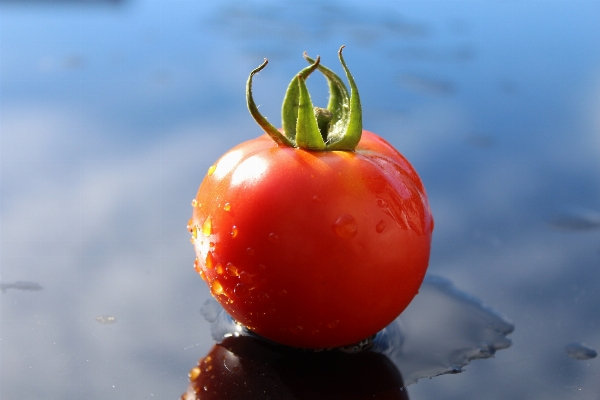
2, 1, 600, 398
200, 275, 514, 389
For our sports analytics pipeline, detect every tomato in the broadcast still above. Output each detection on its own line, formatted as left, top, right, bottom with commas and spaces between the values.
181, 336, 409, 399
189, 47, 433, 349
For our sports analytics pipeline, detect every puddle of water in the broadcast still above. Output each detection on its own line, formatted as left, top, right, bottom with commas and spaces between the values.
564, 343, 598, 360
0, 281, 43, 293
549, 209, 600, 231
199, 275, 514, 387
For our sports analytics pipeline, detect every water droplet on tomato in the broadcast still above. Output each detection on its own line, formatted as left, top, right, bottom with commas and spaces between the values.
327, 320, 340, 329
268, 232, 280, 243
205, 252, 215, 269
377, 198, 388, 208
312, 195, 322, 203
258, 292, 270, 302
211, 279, 223, 295
216, 264, 224, 275
194, 257, 200, 273
231, 226, 238, 238
202, 216, 212, 236
187, 218, 194, 233
192, 225, 198, 239
226, 263, 239, 277
376, 220, 386, 233
290, 325, 304, 335
191, 199, 198, 207
234, 283, 250, 299
207, 165, 216, 176
240, 271, 253, 284
223, 203, 231, 212
332, 214, 358, 239
189, 366, 201, 381
246, 247, 255, 256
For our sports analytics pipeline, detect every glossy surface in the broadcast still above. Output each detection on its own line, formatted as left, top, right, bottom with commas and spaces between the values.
182, 336, 409, 400
2, 1, 600, 399
191, 131, 433, 348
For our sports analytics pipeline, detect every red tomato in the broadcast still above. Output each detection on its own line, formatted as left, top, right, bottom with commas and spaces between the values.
189, 48, 433, 348
189, 130, 433, 349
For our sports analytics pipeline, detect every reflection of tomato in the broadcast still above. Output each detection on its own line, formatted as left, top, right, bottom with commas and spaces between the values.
189, 48, 433, 349
181, 336, 409, 400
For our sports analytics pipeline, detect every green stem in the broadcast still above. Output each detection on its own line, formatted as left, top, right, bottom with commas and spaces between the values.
324, 46, 362, 151
294, 57, 326, 150
246, 59, 295, 147
246, 47, 362, 151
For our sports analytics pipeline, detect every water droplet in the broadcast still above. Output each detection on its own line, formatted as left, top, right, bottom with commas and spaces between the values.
377, 198, 388, 208
312, 195, 322, 203
376, 220, 386, 233
211, 279, 223, 295
223, 203, 231, 212
278, 289, 287, 296
205, 356, 212, 363
199, 270, 206, 281
240, 271, 254, 284
234, 283, 250, 299
246, 247, 255, 256
205, 252, 215, 269
565, 343, 598, 360
205, 364, 213, 372
189, 366, 201, 381
190, 236, 195, 244
216, 264, 224, 275
207, 165, 216, 176
327, 320, 339, 329
191, 199, 198, 207
290, 325, 304, 335
194, 258, 200, 273
231, 226, 238, 238
226, 263, 239, 277
187, 218, 194, 233
268, 232, 280, 243
202, 216, 212, 236
192, 225, 198, 239
258, 292, 270, 302
225, 287, 234, 297
332, 214, 358, 239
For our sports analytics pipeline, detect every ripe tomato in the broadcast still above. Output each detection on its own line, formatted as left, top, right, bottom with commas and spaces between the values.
189, 47, 433, 349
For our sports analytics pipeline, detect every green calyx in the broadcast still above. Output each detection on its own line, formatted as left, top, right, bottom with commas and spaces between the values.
246, 46, 362, 151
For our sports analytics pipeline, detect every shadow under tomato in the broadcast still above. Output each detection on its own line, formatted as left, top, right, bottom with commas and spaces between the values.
181, 335, 409, 400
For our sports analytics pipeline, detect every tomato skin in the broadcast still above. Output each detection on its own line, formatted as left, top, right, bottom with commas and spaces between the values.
191, 130, 433, 349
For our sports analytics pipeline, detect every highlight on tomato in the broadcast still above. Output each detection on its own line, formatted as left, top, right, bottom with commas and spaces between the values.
188, 46, 434, 349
